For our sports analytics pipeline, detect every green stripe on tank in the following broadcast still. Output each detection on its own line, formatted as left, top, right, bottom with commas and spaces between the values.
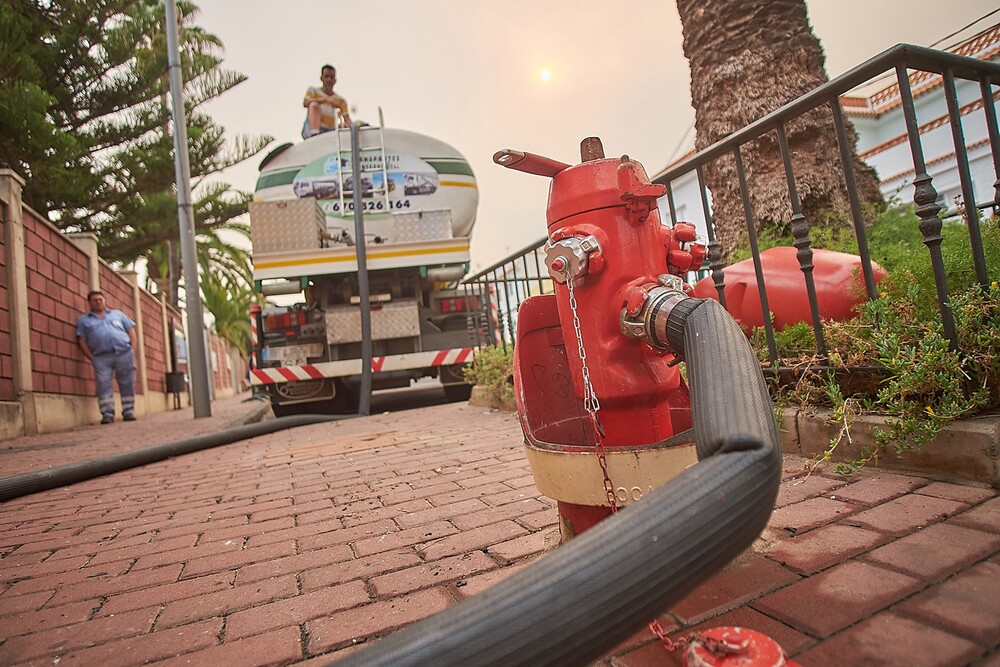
426, 160, 475, 177
256, 169, 299, 191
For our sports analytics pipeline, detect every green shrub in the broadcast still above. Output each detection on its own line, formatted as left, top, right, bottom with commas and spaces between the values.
757, 213, 1000, 472
463, 344, 515, 403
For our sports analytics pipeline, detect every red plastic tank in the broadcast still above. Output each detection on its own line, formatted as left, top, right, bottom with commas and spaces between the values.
692, 247, 887, 331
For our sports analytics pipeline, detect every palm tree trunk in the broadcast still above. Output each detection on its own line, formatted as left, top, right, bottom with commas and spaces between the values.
675, 0, 883, 259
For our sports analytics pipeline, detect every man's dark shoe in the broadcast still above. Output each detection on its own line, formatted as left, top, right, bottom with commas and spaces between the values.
123, 414, 136, 422
101, 416, 114, 424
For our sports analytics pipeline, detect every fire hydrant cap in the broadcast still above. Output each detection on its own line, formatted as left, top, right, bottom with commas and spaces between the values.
685, 627, 800, 667
546, 158, 636, 228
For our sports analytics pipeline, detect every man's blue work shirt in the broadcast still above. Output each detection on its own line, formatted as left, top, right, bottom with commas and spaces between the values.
76, 309, 135, 355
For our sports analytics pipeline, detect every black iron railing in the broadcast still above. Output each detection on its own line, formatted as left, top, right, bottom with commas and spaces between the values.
465, 43, 1000, 367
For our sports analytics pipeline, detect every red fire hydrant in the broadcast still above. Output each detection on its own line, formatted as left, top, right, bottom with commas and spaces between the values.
495, 138, 707, 539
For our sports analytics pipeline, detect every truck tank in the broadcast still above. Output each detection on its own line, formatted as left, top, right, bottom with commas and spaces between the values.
254, 127, 477, 243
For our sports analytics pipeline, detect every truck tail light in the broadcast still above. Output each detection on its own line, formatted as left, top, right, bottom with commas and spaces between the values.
439, 295, 479, 313
265, 311, 307, 329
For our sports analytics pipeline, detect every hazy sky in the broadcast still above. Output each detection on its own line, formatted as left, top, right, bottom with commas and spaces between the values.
194, 1, 999, 272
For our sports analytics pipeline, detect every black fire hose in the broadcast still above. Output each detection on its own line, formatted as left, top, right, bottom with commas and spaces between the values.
0, 413, 344, 503
334, 298, 782, 666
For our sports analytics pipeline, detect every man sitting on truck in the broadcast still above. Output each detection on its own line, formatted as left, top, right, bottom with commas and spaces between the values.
302, 64, 351, 138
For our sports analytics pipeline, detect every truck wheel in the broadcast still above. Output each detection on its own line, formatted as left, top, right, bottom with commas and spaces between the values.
443, 383, 473, 402
331, 379, 361, 413
272, 402, 309, 417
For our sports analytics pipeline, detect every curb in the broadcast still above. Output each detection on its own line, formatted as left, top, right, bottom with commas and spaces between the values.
473, 386, 1000, 488
223, 395, 273, 430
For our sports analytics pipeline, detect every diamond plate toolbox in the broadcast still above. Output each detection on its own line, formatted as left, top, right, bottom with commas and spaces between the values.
250, 199, 326, 253
391, 209, 453, 243
325, 301, 420, 344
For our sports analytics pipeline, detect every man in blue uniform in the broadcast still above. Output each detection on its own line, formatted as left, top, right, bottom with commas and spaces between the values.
76, 290, 137, 424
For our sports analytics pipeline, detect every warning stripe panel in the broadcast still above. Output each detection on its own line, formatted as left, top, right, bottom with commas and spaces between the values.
251, 347, 476, 385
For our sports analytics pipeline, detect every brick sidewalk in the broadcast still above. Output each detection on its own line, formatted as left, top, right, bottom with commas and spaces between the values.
0, 399, 998, 666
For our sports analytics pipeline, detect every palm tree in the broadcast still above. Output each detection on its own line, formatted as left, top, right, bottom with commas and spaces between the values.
674, 0, 883, 258
199, 263, 258, 355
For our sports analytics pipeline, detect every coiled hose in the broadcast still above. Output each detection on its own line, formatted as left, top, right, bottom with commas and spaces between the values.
333, 298, 781, 666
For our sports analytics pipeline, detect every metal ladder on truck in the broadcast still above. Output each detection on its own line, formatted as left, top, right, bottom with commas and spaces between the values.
335, 108, 391, 225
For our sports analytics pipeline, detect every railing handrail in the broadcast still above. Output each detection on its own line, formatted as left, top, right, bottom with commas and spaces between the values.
653, 43, 1000, 184
465, 236, 547, 282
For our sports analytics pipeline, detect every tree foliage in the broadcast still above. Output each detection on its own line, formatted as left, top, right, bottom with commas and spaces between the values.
0, 0, 272, 306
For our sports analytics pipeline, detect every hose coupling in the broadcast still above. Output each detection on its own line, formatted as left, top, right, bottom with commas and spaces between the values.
619, 274, 689, 352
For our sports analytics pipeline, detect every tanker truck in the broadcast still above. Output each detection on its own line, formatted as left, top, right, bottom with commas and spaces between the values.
248, 117, 480, 415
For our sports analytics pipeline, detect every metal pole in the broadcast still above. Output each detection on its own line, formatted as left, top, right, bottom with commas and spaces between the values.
351, 121, 372, 416
163, 0, 211, 417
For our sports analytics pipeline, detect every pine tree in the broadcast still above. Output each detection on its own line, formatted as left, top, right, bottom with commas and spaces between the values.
0, 0, 272, 307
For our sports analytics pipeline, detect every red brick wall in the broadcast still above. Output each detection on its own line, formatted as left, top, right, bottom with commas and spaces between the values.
140, 291, 167, 393
24, 209, 93, 397
3, 202, 245, 406
0, 202, 11, 401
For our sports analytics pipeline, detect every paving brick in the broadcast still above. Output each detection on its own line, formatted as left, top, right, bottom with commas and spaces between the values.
378, 481, 463, 506
226, 580, 370, 641
4, 562, 139, 604
392, 498, 488, 530
752, 561, 924, 637
340, 499, 428, 529
234, 544, 353, 586
775, 474, 848, 508
486, 530, 551, 564
371, 551, 496, 597
2, 597, 99, 637
305, 587, 453, 654
831, 473, 927, 505
424, 482, 521, 507
157, 574, 298, 629
671, 556, 800, 624
154, 625, 303, 667
300, 549, 422, 592
477, 487, 542, 508
352, 520, 458, 557
119, 537, 243, 571
862, 521, 1000, 582
0, 589, 54, 616
54, 617, 223, 667
46, 564, 182, 607
180, 540, 296, 579
418, 520, 529, 561
950, 496, 1000, 534
765, 523, 889, 575
297, 518, 399, 552
845, 494, 969, 536
768, 497, 858, 535
0, 605, 158, 663
451, 499, 549, 531
197, 516, 295, 544
98, 571, 235, 616
915, 481, 997, 504
518, 507, 559, 531
897, 559, 1000, 645
794, 612, 982, 667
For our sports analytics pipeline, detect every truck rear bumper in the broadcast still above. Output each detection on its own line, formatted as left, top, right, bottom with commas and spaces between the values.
250, 347, 475, 386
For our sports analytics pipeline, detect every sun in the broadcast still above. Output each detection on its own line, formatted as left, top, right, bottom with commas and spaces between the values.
539, 68, 552, 82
